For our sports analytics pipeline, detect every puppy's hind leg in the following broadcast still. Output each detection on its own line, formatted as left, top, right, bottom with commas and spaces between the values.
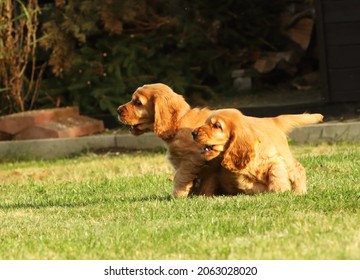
268, 161, 292, 193
290, 160, 307, 194
196, 174, 219, 196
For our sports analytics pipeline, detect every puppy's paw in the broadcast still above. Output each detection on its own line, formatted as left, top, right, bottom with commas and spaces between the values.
172, 189, 190, 198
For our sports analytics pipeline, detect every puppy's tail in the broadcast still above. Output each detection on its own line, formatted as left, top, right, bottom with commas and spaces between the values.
273, 113, 324, 134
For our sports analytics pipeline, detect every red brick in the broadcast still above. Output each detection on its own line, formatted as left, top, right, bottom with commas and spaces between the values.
0, 131, 12, 141
14, 115, 105, 140
0, 107, 79, 135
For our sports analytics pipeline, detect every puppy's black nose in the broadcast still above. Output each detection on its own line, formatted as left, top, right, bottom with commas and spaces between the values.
192, 130, 198, 140
117, 107, 122, 115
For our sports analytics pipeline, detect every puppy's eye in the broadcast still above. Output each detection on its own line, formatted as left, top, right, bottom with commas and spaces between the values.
213, 122, 222, 130
133, 100, 142, 106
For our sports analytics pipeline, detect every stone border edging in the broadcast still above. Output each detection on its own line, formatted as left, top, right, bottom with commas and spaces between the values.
0, 133, 164, 160
289, 121, 360, 144
0, 121, 359, 160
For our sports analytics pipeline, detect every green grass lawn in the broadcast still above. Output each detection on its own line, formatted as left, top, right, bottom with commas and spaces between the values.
0, 143, 359, 260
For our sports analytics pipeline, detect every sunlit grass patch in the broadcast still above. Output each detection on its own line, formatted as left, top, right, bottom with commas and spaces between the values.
0, 143, 359, 259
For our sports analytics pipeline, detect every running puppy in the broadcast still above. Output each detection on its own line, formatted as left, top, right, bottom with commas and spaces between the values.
192, 109, 323, 195
117, 83, 218, 197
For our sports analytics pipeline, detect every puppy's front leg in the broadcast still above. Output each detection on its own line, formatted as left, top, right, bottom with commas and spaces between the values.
172, 171, 195, 198
172, 162, 199, 198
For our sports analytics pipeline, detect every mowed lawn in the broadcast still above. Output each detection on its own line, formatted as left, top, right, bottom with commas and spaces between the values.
0, 143, 359, 260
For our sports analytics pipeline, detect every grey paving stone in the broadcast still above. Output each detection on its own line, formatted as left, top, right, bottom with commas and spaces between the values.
0, 121, 358, 160
289, 121, 360, 143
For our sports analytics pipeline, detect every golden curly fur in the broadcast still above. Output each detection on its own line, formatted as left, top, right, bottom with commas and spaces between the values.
117, 83, 218, 197
193, 109, 324, 195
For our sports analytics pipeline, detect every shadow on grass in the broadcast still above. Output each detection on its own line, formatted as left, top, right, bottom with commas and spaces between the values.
0, 194, 174, 210
0, 200, 104, 210
117, 193, 174, 203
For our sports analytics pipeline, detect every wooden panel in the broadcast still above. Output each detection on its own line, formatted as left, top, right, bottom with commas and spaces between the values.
315, 0, 331, 101
328, 45, 360, 69
315, 0, 360, 102
328, 68, 360, 91
326, 90, 360, 102
325, 22, 360, 45
322, 0, 360, 2
323, 1, 360, 23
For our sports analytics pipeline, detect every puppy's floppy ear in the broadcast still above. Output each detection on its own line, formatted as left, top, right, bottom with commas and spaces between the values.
153, 88, 190, 140
222, 125, 256, 172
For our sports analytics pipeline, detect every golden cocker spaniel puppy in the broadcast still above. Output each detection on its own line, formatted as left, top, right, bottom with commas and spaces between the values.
192, 109, 323, 195
117, 83, 218, 197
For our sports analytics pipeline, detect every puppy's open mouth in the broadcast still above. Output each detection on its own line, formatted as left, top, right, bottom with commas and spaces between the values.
129, 124, 148, 135
130, 124, 141, 132
202, 145, 214, 153
128, 122, 153, 135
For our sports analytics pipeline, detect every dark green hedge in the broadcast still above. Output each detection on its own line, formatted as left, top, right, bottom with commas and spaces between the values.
38, 0, 290, 116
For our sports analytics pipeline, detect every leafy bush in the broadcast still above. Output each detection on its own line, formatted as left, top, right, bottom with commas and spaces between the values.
39, 0, 287, 116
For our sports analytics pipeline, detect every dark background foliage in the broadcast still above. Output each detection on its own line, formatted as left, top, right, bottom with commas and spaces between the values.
2, 0, 316, 117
